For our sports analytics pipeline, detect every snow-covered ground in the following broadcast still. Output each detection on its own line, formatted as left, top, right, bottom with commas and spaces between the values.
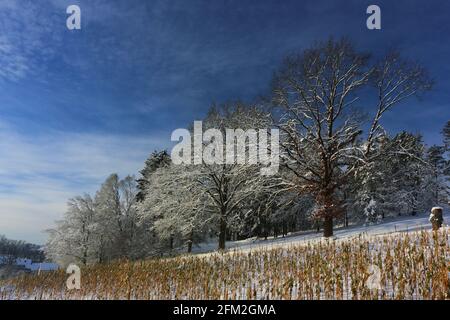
1, 211, 447, 300
192, 211, 449, 255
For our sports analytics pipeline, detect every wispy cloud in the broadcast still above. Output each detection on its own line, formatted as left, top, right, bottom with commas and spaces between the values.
0, 1, 60, 82
0, 37, 30, 81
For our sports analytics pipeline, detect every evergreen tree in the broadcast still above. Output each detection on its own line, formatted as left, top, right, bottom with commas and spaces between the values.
351, 132, 428, 222
136, 150, 171, 202
442, 121, 450, 201
442, 120, 450, 151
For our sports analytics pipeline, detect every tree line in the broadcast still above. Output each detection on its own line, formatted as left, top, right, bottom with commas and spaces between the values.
46, 39, 450, 266
0, 235, 45, 264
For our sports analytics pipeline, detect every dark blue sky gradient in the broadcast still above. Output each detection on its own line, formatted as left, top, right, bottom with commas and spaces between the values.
1, 0, 449, 142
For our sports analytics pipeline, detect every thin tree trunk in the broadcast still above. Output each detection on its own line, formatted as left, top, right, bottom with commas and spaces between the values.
169, 235, 174, 250
218, 216, 227, 250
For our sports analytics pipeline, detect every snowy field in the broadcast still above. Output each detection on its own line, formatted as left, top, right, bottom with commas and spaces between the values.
1, 211, 448, 300
1, 221, 447, 300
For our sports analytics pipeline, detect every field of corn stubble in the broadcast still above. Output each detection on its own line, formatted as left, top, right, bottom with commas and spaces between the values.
1, 228, 449, 300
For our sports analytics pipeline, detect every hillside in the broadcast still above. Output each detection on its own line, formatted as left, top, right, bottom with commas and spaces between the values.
192, 211, 450, 254
1, 214, 448, 300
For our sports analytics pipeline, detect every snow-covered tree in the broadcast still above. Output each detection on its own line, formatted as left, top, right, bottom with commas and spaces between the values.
193, 105, 275, 249
94, 174, 140, 261
46, 194, 97, 266
138, 104, 275, 251
271, 39, 432, 237
138, 164, 212, 253
350, 132, 428, 223
423, 145, 447, 206
46, 174, 142, 265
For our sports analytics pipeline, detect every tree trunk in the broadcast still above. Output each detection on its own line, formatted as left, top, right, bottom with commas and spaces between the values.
323, 215, 333, 237
218, 216, 227, 250
82, 243, 88, 265
187, 230, 193, 253
169, 236, 174, 250
317, 188, 336, 237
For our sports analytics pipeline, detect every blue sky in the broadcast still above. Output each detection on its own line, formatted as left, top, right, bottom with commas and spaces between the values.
0, 0, 449, 244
